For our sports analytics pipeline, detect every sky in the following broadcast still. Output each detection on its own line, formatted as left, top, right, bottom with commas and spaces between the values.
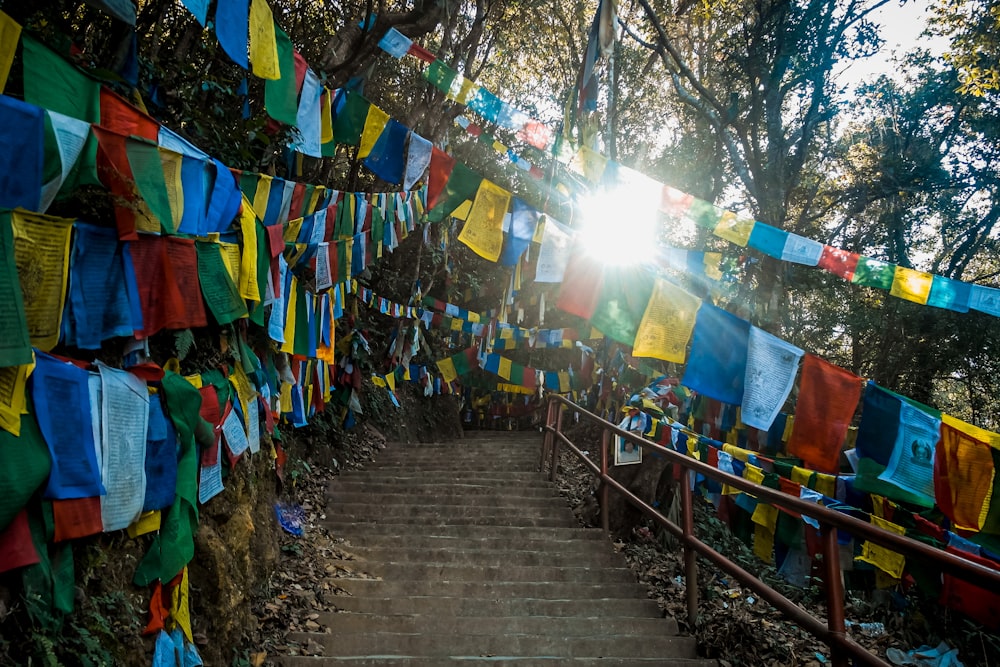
836, 1, 950, 91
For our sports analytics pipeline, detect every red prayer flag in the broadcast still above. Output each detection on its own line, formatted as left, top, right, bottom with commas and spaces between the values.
407, 43, 436, 63
290, 183, 307, 220
293, 52, 308, 95
0, 510, 39, 573
52, 496, 103, 541
92, 126, 141, 240
818, 246, 859, 281
940, 546, 1000, 629
556, 246, 604, 320
142, 582, 169, 635
787, 355, 862, 472
426, 147, 456, 211
129, 236, 208, 336
199, 389, 223, 467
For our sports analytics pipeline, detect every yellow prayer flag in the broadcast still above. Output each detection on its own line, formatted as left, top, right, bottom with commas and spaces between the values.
0, 361, 32, 436
449, 317, 463, 331
532, 217, 546, 244
713, 211, 754, 247
890, 266, 933, 304
437, 357, 458, 384
451, 199, 473, 221
238, 195, 261, 302
855, 515, 906, 579
126, 510, 161, 538
252, 175, 272, 214
943, 413, 1000, 450
11, 210, 74, 351
385, 372, 396, 392
218, 241, 242, 287
492, 140, 507, 153
170, 567, 194, 643
814, 473, 836, 498
0, 11, 20, 93
632, 278, 702, 363
249, 0, 281, 80
467, 312, 480, 323
284, 217, 304, 243
371, 375, 386, 388
498, 356, 513, 380
571, 145, 608, 184
751, 501, 779, 531
358, 105, 390, 159
499, 328, 514, 339
754, 525, 775, 563
321, 90, 334, 143
704, 252, 723, 280
782, 415, 795, 442
159, 148, 184, 233
791, 466, 814, 489
307, 186, 323, 215
743, 464, 764, 498
280, 277, 297, 354
449, 78, 477, 103
723, 443, 751, 463
457, 180, 511, 262
558, 371, 570, 393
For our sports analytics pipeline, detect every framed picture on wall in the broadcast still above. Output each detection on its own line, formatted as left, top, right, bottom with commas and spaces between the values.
614, 434, 642, 466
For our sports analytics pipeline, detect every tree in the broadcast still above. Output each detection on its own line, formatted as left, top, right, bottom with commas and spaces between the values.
930, 0, 1000, 96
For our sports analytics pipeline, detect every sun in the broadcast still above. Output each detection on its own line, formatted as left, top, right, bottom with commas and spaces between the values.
576, 174, 661, 265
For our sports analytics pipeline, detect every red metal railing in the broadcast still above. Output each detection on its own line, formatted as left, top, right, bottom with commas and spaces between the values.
541, 394, 1000, 667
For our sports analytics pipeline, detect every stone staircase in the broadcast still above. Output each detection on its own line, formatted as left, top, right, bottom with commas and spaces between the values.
280, 433, 716, 666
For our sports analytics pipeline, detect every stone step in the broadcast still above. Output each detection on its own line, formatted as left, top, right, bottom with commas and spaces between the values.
319, 612, 679, 637
341, 471, 549, 482
322, 514, 578, 528
362, 461, 542, 472
324, 503, 571, 520
329, 595, 664, 618
325, 524, 600, 541
356, 562, 637, 584
286, 630, 699, 660
328, 480, 555, 493
332, 578, 650, 600
280, 658, 716, 667
349, 545, 625, 567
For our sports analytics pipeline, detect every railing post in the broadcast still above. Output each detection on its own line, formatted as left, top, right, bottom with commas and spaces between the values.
680, 466, 698, 628
822, 523, 848, 667
548, 404, 563, 483
540, 399, 555, 473
600, 429, 610, 534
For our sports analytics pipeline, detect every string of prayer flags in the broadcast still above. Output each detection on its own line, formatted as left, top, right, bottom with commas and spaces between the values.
680, 304, 750, 406
631, 279, 702, 363
741, 327, 803, 431
264, 23, 298, 126
934, 415, 998, 532
215, 0, 250, 69
457, 180, 511, 262
787, 355, 862, 473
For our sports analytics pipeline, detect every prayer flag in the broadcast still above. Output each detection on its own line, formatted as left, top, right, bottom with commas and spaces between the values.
457, 180, 511, 262
934, 414, 998, 531
249, 0, 280, 79
555, 247, 604, 319
876, 400, 940, 507
426, 147, 455, 210
713, 211, 754, 247
970, 285, 1000, 317
404, 131, 432, 190
264, 23, 297, 125
180, 0, 209, 24
589, 265, 655, 346
571, 145, 607, 184
126, 137, 175, 233
781, 233, 824, 266
0, 96, 43, 212
0, 11, 21, 93
378, 27, 412, 58
11, 210, 73, 352
358, 105, 390, 159
747, 222, 788, 258
852, 257, 896, 289
632, 279, 701, 363
817, 245, 859, 281
742, 326, 803, 431
291, 68, 323, 157
215, 0, 250, 69
856, 516, 906, 579
196, 241, 248, 324
363, 119, 408, 184
423, 60, 458, 94
499, 198, 539, 266
890, 266, 933, 304
467, 87, 503, 122
143, 394, 178, 512
331, 91, 370, 146
926, 275, 971, 313
97, 364, 149, 531
680, 304, 750, 405
535, 217, 572, 282
426, 162, 482, 223
0, 212, 31, 367
0, 404, 50, 531
436, 357, 457, 384
787, 355, 862, 473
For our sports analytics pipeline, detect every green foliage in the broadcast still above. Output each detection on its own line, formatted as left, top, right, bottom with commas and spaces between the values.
930, 0, 1000, 96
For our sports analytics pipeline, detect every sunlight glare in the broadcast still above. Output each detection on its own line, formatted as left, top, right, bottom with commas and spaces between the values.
577, 177, 661, 266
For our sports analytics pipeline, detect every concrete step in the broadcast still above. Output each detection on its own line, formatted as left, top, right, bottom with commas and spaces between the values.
340, 471, 549, 482
325, 524, 599, 541
287, 630, 699, 660
349, 546, 626, 567
332, 578, 650, 600
361, 461, 542, 472
319, 612, 678, 636
325, 503, 571, 520
280, 659, 716, 666
328, 481, 557, 494
357, 562, 636, 584
322, 514, 578, 528
329, 595, 664, 618
327, 491, 562, 506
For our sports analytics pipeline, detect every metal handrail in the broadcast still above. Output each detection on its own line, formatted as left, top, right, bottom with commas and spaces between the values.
541, 394, 1000, 667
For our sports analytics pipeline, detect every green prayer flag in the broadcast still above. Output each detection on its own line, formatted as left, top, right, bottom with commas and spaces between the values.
426, 163, 482, 223
452, 350, 471, 376
0, 405, 51, 531
294, 281, 311, 356
22, 36, 100, 188
134, 372, 203, 586
422, 60, 458, 94
247, 219, 270, 326
371, 205, 385, 253
509, 363, 525, 386
126, 138, 175, 234
335, 197, 352, 239
300, 184, 315, 218
195, 241, 248, 325
264, 23, 298, 126
852, 257, 896, 290
0, 211, 33, 367
589, 265, 655, 347
337, 241, 348, 282
239, 171, 259, 203
687, 199, 722, 230
331, 92, 370, 147
23, 503, 74, 628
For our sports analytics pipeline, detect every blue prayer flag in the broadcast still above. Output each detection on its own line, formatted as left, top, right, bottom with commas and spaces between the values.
681, 304, 750, 405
